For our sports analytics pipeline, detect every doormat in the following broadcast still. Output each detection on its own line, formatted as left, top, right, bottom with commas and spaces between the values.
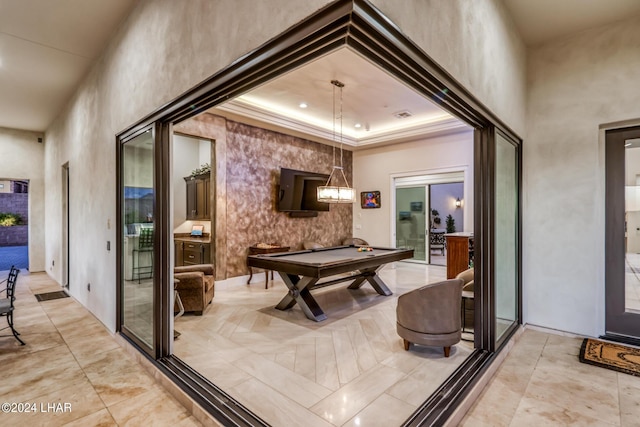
579, 338, 640, 377
34, 291, 70, 302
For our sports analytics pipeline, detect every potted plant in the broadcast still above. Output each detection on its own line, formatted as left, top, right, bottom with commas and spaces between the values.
446, 214, 456, 233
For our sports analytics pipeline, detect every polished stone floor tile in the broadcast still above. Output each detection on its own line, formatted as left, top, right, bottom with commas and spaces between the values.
232, 352, 333, 408
174, 263, 471, 426
311, 365, 406, 425
230, 378, 334, 427
60, 408, 118, 426
0, 378, 105, 426
342, 393, 416, 427
13, 267, 640, 426
510, 395, 618, 426
462, 328, 640, 426
0, 272, 202, 427
107, 388, 196, 426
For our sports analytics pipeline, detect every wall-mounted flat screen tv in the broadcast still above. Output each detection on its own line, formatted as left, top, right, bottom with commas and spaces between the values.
278, 168, 330, 213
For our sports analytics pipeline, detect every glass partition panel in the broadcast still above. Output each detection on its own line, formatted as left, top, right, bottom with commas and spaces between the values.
395, 186, 427, 261
625, 139, 640, 313
495, 132, 518, 342
121, 130, 155, 349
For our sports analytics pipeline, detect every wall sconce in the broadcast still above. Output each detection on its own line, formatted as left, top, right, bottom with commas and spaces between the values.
455, 197, 462, 208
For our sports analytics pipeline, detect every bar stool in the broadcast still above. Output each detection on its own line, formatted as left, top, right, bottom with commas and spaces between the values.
132, 227, 154, 283
455, 268, 474, 340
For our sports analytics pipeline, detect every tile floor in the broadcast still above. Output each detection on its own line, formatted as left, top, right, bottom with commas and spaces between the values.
461, 328, 640, 426
0, 271, 202, 426
174, 262, 474, 427
3, 270, 640, 426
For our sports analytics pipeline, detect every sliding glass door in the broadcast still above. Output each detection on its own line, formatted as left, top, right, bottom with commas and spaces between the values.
119, 128, 156, 353
395, 186, 428, 261
494, 131, 520, 343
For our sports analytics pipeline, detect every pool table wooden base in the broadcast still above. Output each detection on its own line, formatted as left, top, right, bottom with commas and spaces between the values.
275, 266, 391, 322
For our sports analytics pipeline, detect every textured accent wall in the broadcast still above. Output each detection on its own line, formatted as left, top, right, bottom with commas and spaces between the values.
175, 114, 353, 278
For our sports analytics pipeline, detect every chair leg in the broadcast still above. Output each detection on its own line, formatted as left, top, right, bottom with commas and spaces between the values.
7, 313, 25, 346
443, 346, 451, 357
403, 339, 410, 351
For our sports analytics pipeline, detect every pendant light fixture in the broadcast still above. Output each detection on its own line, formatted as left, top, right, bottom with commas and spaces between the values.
317, 80, 355, 203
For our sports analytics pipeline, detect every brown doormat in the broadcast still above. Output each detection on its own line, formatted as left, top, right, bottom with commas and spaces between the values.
579, 338, 640, 377
34, 291, 69, 302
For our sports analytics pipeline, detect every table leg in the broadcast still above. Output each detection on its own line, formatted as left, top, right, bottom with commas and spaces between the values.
264, 271, 269, 289
347, 266, 392, 296
275, 272, 326, 321
247, 266, 253, 285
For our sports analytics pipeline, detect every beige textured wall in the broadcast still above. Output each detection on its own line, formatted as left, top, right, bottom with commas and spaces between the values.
353, 129, 474, 247
0, 127, 45, 271
43, 0, 526, 331
371, 0, 527, 135
525, 15, 640, 336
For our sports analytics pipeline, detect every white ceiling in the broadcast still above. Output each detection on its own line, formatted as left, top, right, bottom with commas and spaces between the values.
2, 0, 640, 134
213, 47, 465, 148
0, 0, 136, 132
502, 0, 640, 46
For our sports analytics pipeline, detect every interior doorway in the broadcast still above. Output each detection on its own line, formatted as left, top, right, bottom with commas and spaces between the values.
0, 178, 30, 272
605, 124, 640, 343
62, 163, 70, 288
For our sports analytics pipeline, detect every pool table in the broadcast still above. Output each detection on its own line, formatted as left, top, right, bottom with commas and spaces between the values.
247, 245, 414, 321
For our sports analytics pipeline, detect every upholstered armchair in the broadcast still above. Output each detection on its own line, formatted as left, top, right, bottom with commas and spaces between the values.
174, 264, 214, 315
396, 278, 464, 357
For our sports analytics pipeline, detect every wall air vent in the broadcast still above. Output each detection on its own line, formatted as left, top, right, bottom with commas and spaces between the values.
393, 110, 413, 119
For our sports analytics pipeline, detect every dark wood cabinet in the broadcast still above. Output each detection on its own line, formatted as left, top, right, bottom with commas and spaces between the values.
445, 233, 474, 279
184, 173, 210, 220
175, 239, 211, 266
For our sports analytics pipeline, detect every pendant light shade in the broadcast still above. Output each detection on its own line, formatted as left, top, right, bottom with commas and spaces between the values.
317, 80, 355, 204
317, 166, 356, 203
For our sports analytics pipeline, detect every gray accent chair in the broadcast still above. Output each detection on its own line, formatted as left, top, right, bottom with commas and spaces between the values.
303, 241, 324, 249
342, 237, 369, 246
396, 278, 464, 357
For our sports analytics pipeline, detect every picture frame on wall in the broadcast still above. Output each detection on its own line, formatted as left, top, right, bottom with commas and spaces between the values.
361, 191, 381, 209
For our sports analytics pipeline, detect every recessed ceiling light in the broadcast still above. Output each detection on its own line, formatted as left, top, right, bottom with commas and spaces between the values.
354, 123, 362, 128
299, 102, 308, 108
